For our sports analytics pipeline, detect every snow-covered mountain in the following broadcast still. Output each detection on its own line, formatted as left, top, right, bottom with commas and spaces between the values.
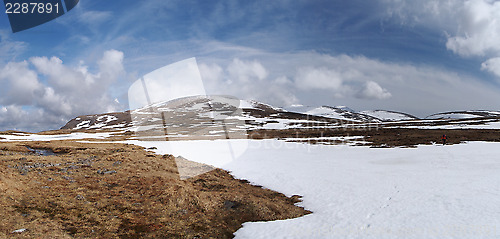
61, 97, 500, 132
62, 97, 347, 136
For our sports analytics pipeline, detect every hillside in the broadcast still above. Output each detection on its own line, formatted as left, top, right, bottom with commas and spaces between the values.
426, 110, 500, 119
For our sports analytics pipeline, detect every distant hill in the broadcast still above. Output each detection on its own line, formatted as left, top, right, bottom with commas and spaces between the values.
360, 110, 418, 121
426, 110, 500, 119
61, 97, 500, 133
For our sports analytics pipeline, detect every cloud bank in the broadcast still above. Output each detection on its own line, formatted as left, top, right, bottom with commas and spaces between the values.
198, 50, 500, 116
0, 50, 124, 132
2, 46, 500, 131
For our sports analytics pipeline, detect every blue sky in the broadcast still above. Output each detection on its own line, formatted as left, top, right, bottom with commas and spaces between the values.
1, 0, 500, 131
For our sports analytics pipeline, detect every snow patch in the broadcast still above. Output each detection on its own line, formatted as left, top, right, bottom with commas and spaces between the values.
361, 110, 417, 121
74, 120, 91, 130
0, 132, 116, 141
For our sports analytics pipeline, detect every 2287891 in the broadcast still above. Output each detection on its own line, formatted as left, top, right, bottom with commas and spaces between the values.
5, 2, 59, 14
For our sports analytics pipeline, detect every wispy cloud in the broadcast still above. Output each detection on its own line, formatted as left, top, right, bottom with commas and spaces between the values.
0, 30, 28, 63
78, 11, 113, 26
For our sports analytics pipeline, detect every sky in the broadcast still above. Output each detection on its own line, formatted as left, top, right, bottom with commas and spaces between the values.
1, 0, 500, 132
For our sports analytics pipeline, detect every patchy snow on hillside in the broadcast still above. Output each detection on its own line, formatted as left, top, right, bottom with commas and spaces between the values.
306, 106, 354, 121
283, 104, 315, 114
334, 105, 355, 113
239, 100, 257, 109
97, 115, 118, 123
242, 99, 285, 111
304, 106, 380, 122
426, 113, 482, 119
128, 139, 500, 239
402, 121, 500, 130
426, 111, 500, 120
74, 120, 91, 130
361, 110, 417, 121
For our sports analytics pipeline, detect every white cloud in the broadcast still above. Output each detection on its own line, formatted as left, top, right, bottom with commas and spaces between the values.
445, 0, 500, 57
201, 54, 394, 103
200, 59, 297, 106
0, 50, 125, 132
199, 63, 223, 84
0, 61, 41, 105
295, 67, 343, 91
98, 49, 125, 84
383, 0, 500, 80
30, 56, 89, 93
30, 50, 124, 103
0, 105, 67, 132
481, 57, 500, 77
293, 55, 394, 100
357, 81, 392, 100
383, 0, 500, 56
227, 58, 268, 83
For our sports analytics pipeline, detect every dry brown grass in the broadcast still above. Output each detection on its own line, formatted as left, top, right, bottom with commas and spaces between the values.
0, 140, 310, 238
249, 128, 500, 147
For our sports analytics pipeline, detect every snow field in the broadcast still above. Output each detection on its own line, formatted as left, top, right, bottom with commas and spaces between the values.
129, 139, 500, 239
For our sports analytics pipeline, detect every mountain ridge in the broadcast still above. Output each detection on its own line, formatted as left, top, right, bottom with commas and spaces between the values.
61, 97, 500, 131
